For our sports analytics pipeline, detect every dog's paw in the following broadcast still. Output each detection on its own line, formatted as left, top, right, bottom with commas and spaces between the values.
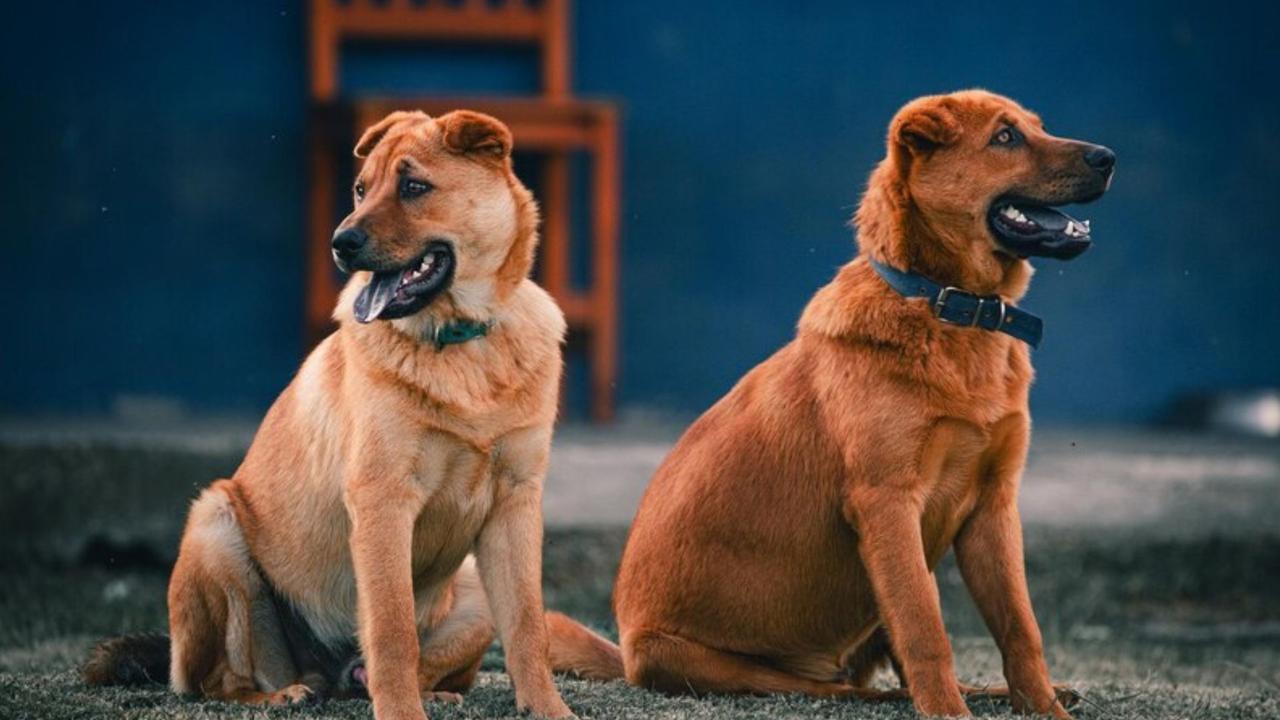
1053, 683, 1083, 710
422, 690, 464, 705
1010, 685, 1076, 719
268, 683, 314, 705
518, 696, 575, 719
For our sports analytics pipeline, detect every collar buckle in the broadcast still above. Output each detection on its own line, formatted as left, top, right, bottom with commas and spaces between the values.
935, 287, 1005, 329
989, 296, 1008, 328
934, 286, 975, 325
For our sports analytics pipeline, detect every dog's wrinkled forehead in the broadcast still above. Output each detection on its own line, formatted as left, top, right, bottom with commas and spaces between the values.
353, 109, 514, 174
354, 111, 433, 161
954, 90, 1042, 129
890, 89, 1047, 155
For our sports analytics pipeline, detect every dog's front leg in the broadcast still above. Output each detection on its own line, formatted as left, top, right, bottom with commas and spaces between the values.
475, 480, 573, 718
349, 483, 428, 720
954, 417, 1071, 719
848, 486, 969, 717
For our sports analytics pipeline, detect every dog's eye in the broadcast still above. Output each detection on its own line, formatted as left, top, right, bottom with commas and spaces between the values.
354, 181, 366, 200
990, 125, 1023, 147
400, 178, 434, 199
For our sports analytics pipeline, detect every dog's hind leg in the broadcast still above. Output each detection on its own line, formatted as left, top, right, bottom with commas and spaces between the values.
168, 482, 311, 706
624, 629, 907, 700
843, 625, 905, 689
415, 557, 496, 702
336, 558, 495, 702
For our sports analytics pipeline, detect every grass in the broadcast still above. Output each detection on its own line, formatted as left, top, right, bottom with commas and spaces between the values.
3, 529, 1279, 719
2, 442, 1279, 718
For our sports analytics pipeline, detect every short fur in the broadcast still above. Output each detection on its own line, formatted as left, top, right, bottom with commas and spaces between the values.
85, 110, 573, 720
548, 90, 1109, 718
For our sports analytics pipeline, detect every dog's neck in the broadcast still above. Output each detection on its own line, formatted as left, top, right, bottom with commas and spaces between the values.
799, 161, 1040, 348
854, 161, 1032, 300
387, 278, 498, 343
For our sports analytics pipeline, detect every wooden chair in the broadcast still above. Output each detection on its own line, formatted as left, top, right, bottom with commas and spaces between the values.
306, 0, 619, 421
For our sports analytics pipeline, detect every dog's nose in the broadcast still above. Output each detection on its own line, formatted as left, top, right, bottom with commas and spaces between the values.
1083, 144, 1116, 177
331, 227, 368, 260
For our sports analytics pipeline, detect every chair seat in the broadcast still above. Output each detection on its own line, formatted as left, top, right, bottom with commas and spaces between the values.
353, 96, 617, 149
557, 293, 600, 327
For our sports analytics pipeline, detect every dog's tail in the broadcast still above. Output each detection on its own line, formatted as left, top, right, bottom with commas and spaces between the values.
545, 611, 625, 681
82, 632, 170, 687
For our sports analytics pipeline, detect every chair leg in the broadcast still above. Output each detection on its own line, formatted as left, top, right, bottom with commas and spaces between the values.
589, 114, 620, 423
540, 151, 575, 420
306, 111, 339, 349
541, 152, 571, 299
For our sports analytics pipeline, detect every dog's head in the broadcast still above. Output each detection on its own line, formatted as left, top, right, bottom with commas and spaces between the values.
332, 110, 537, 324
862, 90, 1114, 285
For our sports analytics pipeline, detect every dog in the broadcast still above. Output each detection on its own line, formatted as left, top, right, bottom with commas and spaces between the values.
84, 110, 574, 720
546, 90, 1114, 718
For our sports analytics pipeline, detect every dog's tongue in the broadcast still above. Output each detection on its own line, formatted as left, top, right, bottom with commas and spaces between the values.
353, 270, 404, 324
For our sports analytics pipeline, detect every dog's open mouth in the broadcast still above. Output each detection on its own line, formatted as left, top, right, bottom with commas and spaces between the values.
987, 199, 1093, 260
352, 241, 455, 323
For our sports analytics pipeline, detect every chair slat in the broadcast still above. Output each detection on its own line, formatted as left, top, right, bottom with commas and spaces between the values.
320, 0, 545, 41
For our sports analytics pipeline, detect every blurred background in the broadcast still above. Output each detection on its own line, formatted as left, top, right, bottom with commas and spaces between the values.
2, 0, 1278, 425
1, 2, 1278, 719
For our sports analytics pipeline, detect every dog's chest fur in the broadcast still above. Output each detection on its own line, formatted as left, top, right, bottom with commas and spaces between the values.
232, 285, 562, 649
292, 435, 505, 647
884, 333, 1031, 560
240, 420, 517, 649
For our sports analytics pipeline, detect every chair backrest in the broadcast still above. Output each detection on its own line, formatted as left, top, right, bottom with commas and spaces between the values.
309, 0, 570, 102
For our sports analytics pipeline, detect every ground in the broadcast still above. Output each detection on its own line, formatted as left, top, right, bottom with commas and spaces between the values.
1, 419, 1278, 719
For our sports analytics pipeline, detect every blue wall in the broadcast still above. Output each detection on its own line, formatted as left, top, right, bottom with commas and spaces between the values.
2, 1, 1277, 422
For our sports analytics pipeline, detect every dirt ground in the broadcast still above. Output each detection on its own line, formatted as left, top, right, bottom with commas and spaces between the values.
1, 420, 1277, 719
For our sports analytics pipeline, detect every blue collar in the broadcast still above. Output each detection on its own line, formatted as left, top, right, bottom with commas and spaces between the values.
869, 258, 1043, 348
429, 318, 493, 351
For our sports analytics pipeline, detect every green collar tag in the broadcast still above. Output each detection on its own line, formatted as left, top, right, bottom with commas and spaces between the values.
431, 319, 493, 350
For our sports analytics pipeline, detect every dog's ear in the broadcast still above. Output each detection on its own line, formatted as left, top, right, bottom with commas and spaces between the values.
440, 111, 513, 161
891, 99, 961, 156
354, 111, 424, 159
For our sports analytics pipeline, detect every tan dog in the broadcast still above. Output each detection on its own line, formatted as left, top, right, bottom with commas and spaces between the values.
547, 90, 1114, 718
85, 110, 574, 720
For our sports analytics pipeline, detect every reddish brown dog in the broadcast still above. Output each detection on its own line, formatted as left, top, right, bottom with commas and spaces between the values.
548, 90, 1114, 718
